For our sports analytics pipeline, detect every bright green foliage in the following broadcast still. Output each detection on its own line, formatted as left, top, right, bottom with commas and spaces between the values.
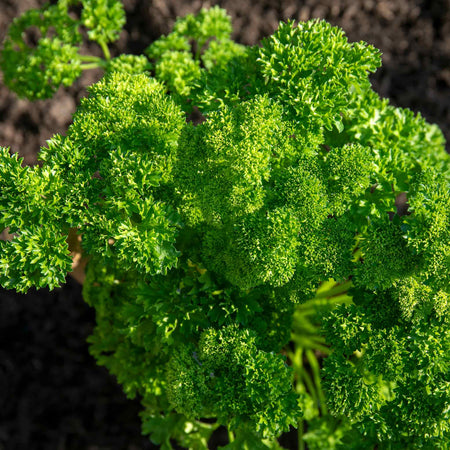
190, 47, 260, 114
203, 208, 301, 290
346, 89, 447, 186
0, 2, 82, 99
175, 96, 288, 225
105, 54, 150, 75
66, 72, 184, 275
354, 217, 419, 289
81, 0, 125, 45
1, 72, 184, 287
258, 20, 381, 132
146, 6, 245, 102
172, 7, 233, 49
0, 146, 72, 291
201, 38, 246, 70
0, 0, 128, 99
1, 4, 450, 449
322, 143, 373, 215
300, 216, 356, 283
0, 224, 72, 292
407, 170, 450, 292
270, 157, 328, 226
392, 277, 450, 323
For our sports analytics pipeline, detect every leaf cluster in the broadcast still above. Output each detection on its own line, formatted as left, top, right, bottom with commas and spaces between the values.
1, 4, 449, 449
0, 0, 125, 99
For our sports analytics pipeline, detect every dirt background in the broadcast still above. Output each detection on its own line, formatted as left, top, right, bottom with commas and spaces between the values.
0, 0, 449, 449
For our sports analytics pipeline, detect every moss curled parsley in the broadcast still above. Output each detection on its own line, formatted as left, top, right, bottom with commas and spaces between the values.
1, 2, 449, 449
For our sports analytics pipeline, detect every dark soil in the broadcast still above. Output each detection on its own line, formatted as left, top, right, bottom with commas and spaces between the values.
0, 0, 449, 449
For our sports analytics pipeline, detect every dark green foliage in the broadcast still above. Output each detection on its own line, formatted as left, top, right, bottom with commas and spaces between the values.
83, 254, 297, 445
322, 289, 450, 447
167, 325, 299, 438
1, 4, 449, 449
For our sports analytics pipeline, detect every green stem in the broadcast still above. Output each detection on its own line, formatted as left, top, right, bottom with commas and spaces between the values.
79, 55, 103, 63
228, 429, 235, 443
352, 248, 362, 262
296, 294, 353, 317
313, 280, 353, 299
297, 340, 330, 355
80, 62, 102, 70
99, 40, 111, 60
288, 279, 354, 448
306, 349, 328, 415
287, 348, 303, 373
301, 366, 318, 406
290, 335, 330, 354
195, 420, 219, 431
298, 418, 305, 450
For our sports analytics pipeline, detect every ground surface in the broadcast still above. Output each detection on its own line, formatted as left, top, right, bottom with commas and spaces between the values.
0, 0, 449, 449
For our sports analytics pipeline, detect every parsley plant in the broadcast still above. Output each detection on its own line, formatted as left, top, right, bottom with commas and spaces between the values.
1, 1, 449, 448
